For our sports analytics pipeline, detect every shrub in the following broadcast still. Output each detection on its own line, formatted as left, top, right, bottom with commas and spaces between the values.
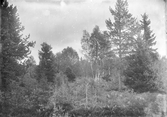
69, 105, 146, 117
65, 67, 76, 82
69, 91, 148, 117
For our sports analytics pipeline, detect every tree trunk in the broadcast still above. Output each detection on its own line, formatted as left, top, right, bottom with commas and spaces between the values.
108, 66, 111, 75
118, 70, 121, 91
91, 62, 94, 78
0, 3, 2, 90
165, 0, 167, 57
118, 48, 122, 91
118, 25, 122, 91
85, 83, 88, 108
164, 1, 167, 116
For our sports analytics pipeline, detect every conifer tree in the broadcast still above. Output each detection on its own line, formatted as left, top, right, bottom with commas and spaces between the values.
1, 0, 35, 91
0, 1, 35, 116
140, 13, 157, 54
38, 42, 56, 83
106, 0, 139, 58
124, 14, 159, 93
105, 0, 139, 90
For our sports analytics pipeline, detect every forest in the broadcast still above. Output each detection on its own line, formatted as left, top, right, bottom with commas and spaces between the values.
1, 0, 167, 117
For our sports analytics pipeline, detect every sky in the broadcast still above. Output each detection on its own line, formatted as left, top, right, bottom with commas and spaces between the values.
8, 0, 166, 64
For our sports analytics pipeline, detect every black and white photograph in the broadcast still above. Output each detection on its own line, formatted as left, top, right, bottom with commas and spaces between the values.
0, 0, 167, 116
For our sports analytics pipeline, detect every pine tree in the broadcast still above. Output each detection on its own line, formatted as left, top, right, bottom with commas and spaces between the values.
105, 0, 139, 91
38, 42, 56, 83
106, 0, 139, 58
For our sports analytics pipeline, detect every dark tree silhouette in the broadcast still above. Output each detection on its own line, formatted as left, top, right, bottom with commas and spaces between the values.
38, 42, 56, 83
64, 66, 76, 82
1, 0, 35, 91
124, 14, 159, 93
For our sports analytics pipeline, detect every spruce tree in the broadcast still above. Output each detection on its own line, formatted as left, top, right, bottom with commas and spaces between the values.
38, 42, 56, 83
124, 13, 159, 93
0, 1, 35, 116
1, 0, 35, 91
140, 13, 157, 54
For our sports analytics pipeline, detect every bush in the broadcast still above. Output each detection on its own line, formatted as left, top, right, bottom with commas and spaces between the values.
0, 79, 53, 117
49, 77, 161, 117
65, 67, 76, 82
68, 91, 148, 117
69, 105, 146, 117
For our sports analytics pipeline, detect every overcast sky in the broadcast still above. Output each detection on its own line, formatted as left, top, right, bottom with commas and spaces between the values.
8, 0, 165, 63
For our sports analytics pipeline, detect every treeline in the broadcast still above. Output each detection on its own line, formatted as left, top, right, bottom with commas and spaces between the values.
1, 0, 167, 117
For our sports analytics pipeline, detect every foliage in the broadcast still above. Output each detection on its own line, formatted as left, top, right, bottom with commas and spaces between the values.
21, 56, 38, 85
38, 42, 56, 83
49, 76, 160, 117
81, 26, 111, 79
1, 0, 164, 116
123, 14, 159, 93
151, 57, 167, 92
1, 1, 35, 116
1, 0, 35, 91
55, 47, 80, 76
0, 79, 50, 117
61, 47, 79, 67
79, 59, 93, 77
105, 0, 139, 91
124, 52, 158, 93
68, 91, 150, 117
23, 56, 36, 69
140, 13, 157, 53
69, 105, 146, 117
106, 0, 139, 58
64, 67, 76, 82
81, 26, 110, 61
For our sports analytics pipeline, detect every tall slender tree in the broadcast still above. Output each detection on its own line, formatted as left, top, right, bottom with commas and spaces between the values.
106, 0, 139, 58
0, 0, 3, 91
165, 0, 167, 57
105, 0, 139, 91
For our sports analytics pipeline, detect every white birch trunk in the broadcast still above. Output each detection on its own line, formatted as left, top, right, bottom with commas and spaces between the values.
85, 83, 88, 108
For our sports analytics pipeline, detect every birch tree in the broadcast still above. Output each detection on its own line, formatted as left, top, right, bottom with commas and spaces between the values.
81, 26, 110, 80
